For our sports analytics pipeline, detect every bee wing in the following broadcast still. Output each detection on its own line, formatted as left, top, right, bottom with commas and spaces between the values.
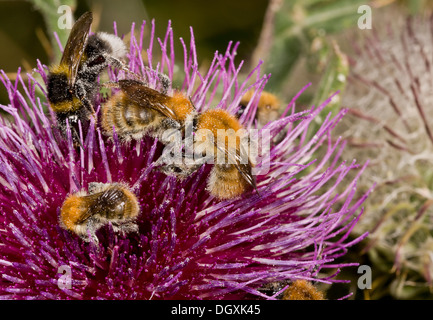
76, 187, 126, 224
74, 193, 100, 224
118, 80, 178, 120
214, 143, 257, 190
237, 162, 256, 189
59, 11, 93, 87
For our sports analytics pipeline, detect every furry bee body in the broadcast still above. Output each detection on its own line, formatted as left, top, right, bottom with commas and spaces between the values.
238, 90, 281, 127
47, 12, 127, 143
101, 78, 256, 200
196, 109, 255, 199
60, 182, 140, 243
101, 80, 192, 141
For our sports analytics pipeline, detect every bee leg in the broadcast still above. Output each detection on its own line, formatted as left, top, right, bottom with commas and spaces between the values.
142, 66, 172, 94
158, 161, 202, 179
157, 72, 171, 95
161, 118, 181, 130
58, 112, 85, 149
80, 229, 99, 244
83, 219, 100, 244
158, 164, 188, 179
188, 96, 197, 111
154, 119, 181, 142
88, 182, 109, 194
71, 126, 85, 150
157, 139, 209, 179
272, 127, 288, 145
74, 81, 97, 117
97, 54, 137, 79
104, 55, 127, 72
111, 220, 139, 235
80, 232, 99, 244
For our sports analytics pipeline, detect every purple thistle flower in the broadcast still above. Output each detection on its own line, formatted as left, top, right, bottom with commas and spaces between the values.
0, 19, 370, 300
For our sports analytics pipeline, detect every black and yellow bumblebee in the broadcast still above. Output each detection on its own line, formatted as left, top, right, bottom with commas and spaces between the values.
47, 11, 128, 143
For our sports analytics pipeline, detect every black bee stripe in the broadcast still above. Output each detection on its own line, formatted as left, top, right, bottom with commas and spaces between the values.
47, 72, 73, 104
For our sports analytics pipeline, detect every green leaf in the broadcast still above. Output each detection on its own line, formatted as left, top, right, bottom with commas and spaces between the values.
262, 0, 365, 94
27, 0, 77, 62
311, 40, 348, 121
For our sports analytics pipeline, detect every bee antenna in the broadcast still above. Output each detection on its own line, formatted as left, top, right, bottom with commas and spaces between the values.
188, 96, 198, 111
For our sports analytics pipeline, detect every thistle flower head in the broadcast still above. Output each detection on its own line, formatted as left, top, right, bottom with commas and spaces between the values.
340, 13, 433, 299
0, 18, 369, 300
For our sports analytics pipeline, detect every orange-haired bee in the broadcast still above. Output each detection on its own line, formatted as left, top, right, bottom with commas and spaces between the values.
239, 90, 287, 143
282, 280, 325, 300
101, 78, 256, 200
238, 90, 281, 127
59, 182, 140, 243
100, 79, 193, 141
47, 11, 128, 142
192, 109, 256, 200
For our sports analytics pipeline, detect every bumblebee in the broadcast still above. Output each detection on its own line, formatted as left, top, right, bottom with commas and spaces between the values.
101, 78, 256, 200
191, 108, 256, 199
47, 11, 128, 142
282, 280, 325, 300
238, 89, 281, 127
239, 89, 287, 143
100, 79, 192, 141
60, 182, 140, 243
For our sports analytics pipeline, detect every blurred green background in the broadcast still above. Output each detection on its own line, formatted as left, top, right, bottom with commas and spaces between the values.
0, 0, 268, 105
0, 0, 429, 107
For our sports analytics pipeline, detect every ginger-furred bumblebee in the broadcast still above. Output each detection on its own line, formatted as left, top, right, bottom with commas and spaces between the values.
100, 79, 190, 142
101, 77, 257, 200
238, 89, 281, 128
192, 108, 257, 200
238, 89, 288, 143
59, 182, 140, 243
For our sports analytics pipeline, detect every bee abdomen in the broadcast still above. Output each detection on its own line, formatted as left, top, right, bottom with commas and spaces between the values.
47, 72, 84, 113
47, 73, 72, 103
97, 186, 140, 221
123, 104, 155, 127
102, 92, 158, 139
207, 164, 250, 199
96, 188, 126, 220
